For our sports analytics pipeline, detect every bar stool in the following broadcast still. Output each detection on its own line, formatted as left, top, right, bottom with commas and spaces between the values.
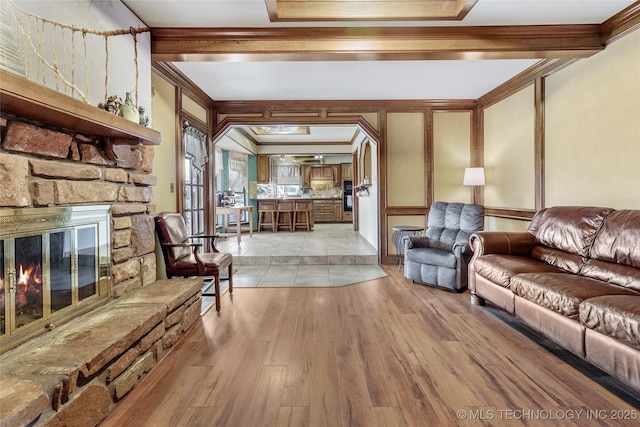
293, 200, 312, 231
258, 201, 277, 232
276, 200, 294, 231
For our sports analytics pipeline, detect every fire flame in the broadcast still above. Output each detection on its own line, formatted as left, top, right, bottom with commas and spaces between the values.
18, 263, 42, 286
16, 263, 42, 308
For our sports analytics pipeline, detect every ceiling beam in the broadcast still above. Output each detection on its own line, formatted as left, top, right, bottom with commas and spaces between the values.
151, 25, 604, 62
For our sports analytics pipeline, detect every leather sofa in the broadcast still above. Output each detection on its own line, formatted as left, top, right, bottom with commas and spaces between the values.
468, 206, 640, 394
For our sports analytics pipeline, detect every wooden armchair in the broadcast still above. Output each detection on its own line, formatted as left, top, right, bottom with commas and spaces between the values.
155, 212, 233, 312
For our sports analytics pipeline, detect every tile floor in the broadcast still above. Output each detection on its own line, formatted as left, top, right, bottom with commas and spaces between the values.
214, 223, 388, 287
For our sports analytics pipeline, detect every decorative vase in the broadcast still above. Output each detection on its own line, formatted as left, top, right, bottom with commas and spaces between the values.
119, 92, 139, 123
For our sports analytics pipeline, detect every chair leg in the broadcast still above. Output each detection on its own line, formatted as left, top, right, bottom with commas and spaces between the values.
215, 273, 221, 312
228, 263, 233, 294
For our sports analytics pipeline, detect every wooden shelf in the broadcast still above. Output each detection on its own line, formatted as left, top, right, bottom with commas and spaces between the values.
0, 70, 161, 145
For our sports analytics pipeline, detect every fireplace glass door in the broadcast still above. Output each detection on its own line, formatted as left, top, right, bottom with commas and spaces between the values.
77, 226, 97, 301
50, 230, 72, 313
1, 206, 111, 353
14, 234, 44, 329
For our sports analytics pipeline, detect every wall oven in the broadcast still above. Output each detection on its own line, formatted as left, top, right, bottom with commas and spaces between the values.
343, 180, 353, 212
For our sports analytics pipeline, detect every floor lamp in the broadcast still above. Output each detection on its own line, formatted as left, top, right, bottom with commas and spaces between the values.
463, 167, 485, 205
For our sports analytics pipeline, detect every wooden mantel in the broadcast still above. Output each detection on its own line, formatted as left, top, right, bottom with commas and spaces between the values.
0, 70, 161, 145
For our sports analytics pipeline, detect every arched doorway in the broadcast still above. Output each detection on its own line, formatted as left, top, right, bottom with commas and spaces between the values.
212, 119, 382, 262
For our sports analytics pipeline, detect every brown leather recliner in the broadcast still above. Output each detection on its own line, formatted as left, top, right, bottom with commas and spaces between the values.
155, 212, 233, 312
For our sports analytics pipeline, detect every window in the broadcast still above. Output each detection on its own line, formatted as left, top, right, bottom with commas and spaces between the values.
183, 124, 208, 237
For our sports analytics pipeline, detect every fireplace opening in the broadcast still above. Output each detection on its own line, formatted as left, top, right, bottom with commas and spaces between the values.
1, 206, 111, 353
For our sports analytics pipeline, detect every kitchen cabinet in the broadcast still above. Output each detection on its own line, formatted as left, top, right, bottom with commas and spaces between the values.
310, 166, 333, 180
301, 165, 311, 186
257, 155, 271, 183
343, 211, 352, 222
313, 199, 342, 223
333, 199, 343, 221
332, 165, 341, 187
341, 163, 352, 180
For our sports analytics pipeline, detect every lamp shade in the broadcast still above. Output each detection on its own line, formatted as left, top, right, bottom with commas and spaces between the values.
463, 167, 485, 186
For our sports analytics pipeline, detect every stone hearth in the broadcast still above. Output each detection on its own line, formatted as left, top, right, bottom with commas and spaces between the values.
0, 277, 202, 426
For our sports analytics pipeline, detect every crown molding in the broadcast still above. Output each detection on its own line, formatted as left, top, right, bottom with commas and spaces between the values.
151, 61, 213, 107
601, 1, 640, 44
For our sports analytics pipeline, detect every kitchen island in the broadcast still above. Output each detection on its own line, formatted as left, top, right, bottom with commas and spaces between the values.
257, 196, 343, 228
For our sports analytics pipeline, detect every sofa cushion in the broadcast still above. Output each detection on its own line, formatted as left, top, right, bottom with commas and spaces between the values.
581, 259, 640, 292
590, 210, 640, 268
580, 210, 640, 292
405, 247, 456, 269
474, 254, 561, 288
580, 296, 640, 350
511, 273, 639, 320
527, 206, 613, 257
529, 246, 585, 274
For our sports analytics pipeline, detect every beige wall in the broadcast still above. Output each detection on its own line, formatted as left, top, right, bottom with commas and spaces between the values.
182, 94, 208, 123
485, 217, 529, 232
545, 29, 640, 209
387, 112, 426, 207
484, 85, 536, 210
387, 216, 426, 255
433, 111, 472, 203
151, 73, 178, 213
358, 139, 379, 250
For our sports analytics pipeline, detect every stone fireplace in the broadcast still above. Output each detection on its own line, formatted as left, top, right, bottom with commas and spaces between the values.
0, 72, 203, 426
0, 113, 160, 345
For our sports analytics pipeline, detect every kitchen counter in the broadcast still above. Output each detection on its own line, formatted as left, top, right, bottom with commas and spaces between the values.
258, 195, 346, 225
257, 199, 315, 230
256, 196, 341, 200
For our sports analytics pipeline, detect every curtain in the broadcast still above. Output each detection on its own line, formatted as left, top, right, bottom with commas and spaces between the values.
215, 148, 223, 175
229, 151, 248, 191
277, 164, 301, 184
184, 125, 208, 171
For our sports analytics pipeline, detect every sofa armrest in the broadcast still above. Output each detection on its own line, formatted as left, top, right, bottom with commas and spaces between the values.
469, 231, 536, 257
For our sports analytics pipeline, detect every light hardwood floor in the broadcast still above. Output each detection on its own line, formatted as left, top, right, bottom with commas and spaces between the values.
101, 267, 639, 427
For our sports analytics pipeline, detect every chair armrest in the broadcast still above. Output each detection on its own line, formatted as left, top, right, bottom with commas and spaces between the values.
188, 234, 221, 252
469, 231, 535, 257
403, 236, 431, 251
452, 240, 472, 256
161, 242, 202, 248
188, 234, 220, 240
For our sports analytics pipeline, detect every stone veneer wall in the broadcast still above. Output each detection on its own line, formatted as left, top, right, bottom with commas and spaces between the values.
0, 116, 158, 296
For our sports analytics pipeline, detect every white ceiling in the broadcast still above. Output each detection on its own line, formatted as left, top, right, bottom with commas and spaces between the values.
123, 0, 635, 102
